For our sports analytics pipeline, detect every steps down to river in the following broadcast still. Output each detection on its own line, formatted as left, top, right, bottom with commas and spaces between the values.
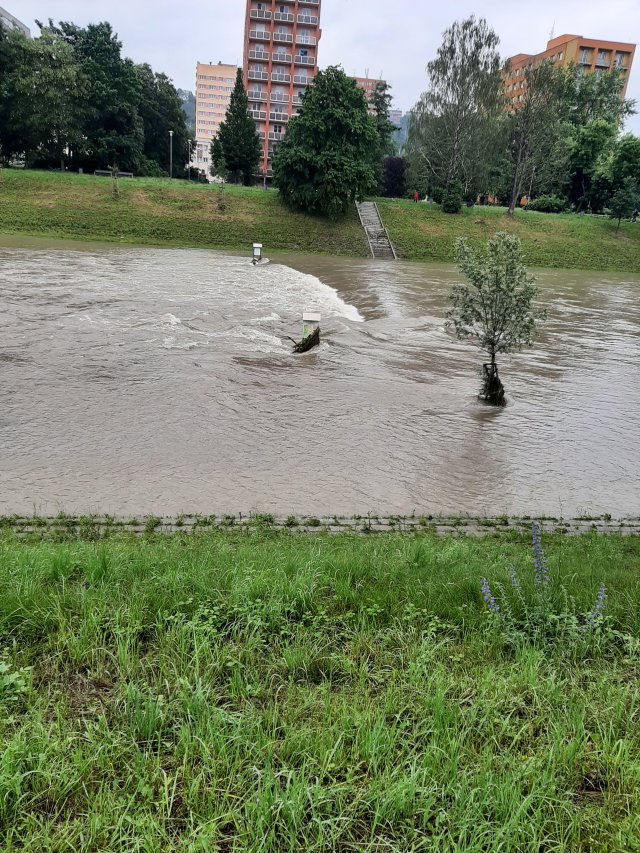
356, 202, 397, 260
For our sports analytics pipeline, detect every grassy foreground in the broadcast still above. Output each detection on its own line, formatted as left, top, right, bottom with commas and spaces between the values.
1, 529, 640, 850
0, 170, 369, 257
2, 169, 639, 272
378, 199, 640, 272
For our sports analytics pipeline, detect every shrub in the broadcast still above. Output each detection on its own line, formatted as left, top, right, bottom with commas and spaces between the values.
480, 522, 610, 649
526, 195, 568, 213
441, 181, 463, 214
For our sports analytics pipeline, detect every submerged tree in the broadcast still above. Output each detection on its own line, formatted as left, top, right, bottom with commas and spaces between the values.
447, 233, 545, 406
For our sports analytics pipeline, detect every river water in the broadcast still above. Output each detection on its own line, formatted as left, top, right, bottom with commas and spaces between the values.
1, 238, 638, 518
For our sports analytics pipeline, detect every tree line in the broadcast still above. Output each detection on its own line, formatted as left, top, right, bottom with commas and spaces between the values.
404, 16, 640, 218
0, 20, 190, 177
209, 66, 398, 217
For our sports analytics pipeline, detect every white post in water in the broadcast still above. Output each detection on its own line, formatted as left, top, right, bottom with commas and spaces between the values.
302, 312, 321, 339
252, 243, 263, 265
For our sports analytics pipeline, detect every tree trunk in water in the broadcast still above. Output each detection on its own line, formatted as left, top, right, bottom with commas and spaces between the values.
481, 362, 505, 407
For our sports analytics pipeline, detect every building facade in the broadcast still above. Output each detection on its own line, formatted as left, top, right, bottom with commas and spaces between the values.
193, 61, 238, 176
243, 0, 322, 179
352, 76, 384, 114
505, 34, 636, 109
0, 6, 30, 37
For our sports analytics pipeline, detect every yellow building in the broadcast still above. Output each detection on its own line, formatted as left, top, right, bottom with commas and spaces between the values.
505, 34, 636, 109
193, 61, 238, 176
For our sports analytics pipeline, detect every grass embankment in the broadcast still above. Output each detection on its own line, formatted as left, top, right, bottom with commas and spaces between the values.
0, 170, 369, 257
2, 170, 639, 272
1, 529, 640, 850
377, 198, 640, 273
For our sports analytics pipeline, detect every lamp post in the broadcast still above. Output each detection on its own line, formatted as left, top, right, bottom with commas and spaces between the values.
169, 130, 174, 179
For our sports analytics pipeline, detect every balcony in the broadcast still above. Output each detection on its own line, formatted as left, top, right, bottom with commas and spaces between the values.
250, 110, 267, 120
298, 0, 319, 4
248, 90, 267, 102
250, 9, 271, 20
272, 32, 294, 44
274, 11, 294, 22
293, 75, 311, 85
291, 95, 303, 106
249, 30, 270, 42
258, 131, 266, 140
271, 52, 292, 64
248, 49, 269, 61
595, 56, 611, 67
271, 72, 291, 83
296, 35, 317, 46
270, 92, 290, 103
248, 70, 269, 81
269, 112, 289, 122
268, 131, 283, 141
297, 14, 318, 25
294, 55, 316, 67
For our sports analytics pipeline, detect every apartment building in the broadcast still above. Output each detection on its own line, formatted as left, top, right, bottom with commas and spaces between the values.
0, 6, 30, 37
243, 0, 322, 179
193, 61, 238, 175
352, 76, 384, 114
505, 34, 636, 109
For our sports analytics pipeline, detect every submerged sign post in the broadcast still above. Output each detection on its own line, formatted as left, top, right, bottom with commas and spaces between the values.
302, 312, 321, 339
252, 243, 263, 265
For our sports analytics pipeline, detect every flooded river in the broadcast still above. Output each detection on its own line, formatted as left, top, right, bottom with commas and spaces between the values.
1, 237, 638, 518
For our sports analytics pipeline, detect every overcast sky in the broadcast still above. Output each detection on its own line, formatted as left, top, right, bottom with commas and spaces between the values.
13, 0, 640, 132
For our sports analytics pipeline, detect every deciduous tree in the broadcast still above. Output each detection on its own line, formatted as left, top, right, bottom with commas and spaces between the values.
447, 232, 545, 405
406, 17, 503, 200
608, 179, 638, 231
273, 66, 378, 218
506, 61, 565, 217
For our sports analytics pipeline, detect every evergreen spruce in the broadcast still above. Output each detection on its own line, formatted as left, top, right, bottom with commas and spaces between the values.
214, 68, 261, 186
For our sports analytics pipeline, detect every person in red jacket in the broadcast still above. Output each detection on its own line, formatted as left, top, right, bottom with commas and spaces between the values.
413, 190, 419, 203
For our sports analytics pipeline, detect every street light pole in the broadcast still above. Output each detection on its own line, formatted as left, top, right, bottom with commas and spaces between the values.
169, 130, 174, 179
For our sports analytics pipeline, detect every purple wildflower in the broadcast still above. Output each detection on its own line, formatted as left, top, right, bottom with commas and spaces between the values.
584, 584, 607, 631
532, 522, 550, 588
481, 578, 500, 615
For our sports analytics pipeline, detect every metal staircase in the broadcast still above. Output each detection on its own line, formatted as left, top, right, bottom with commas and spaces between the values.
356, 201, 397, 260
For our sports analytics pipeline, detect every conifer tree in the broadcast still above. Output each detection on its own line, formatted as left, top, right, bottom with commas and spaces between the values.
213, 68, 260, 186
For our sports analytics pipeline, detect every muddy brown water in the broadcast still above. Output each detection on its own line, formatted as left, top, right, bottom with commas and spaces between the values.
1, 236, 638, 518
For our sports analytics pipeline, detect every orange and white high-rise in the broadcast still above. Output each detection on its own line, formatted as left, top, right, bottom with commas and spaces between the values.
243, 0, 322, 179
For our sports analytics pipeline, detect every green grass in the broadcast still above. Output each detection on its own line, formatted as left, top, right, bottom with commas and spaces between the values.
0, 170, 369, 257
2, 170, 639, 273
377, 198, 640, 273
1, 529, 640, 850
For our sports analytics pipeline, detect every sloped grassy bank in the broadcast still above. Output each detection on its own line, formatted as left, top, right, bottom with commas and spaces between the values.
1, 170, 638, 272
0, 170, 369, 257
376, 198, 640, 272
1, 527, 639, 850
